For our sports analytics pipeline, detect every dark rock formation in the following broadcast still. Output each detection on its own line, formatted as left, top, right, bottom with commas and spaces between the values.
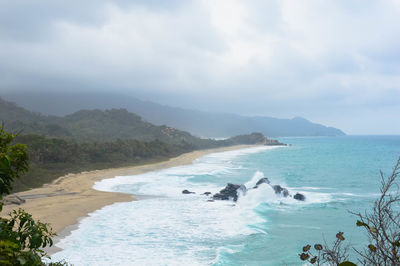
213, 183, 246, 202
253, 177, 270, 188
255, 178, 305, 200
293, 193, 306, 201
272, 185, 289, 197
202, 192, 212, 196
211, 178, 306, 202
182, 189, 195, 194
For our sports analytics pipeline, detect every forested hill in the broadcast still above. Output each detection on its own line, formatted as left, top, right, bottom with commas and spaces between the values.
0, 98, 277, 192
2, 92, 345, 137
0, 97, 277, 147
0, 97, 45, 123
51, 108, 210, 145
0, 97, 211, 146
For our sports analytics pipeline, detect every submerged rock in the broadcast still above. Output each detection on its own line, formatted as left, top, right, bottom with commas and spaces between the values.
182, 189, 195, 194
213, 183, 246, 202
293, 193, 306, 201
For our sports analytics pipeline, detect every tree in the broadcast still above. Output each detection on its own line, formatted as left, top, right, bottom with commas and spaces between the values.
353, 157, 400, 265
299, 232, 354, 266
0, 126, 65, 265
0, 126, 28, 196
299, 157, 400, 266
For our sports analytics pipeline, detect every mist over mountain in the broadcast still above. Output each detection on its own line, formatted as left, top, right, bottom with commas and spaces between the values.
2, 92, 345, 137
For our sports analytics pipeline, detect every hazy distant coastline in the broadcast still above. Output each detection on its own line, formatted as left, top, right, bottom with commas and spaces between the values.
2, 92, 345, 138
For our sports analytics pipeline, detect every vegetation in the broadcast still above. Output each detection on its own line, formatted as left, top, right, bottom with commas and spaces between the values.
0, 97, 275, 192
11, 134, 195, 192
11, 132, 271, 192
299, 157, 400, 265
0, 97, 221, 144
0, 126, 66, 265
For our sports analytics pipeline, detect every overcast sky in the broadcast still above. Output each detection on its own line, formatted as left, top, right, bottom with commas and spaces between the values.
0, 0, 399, 134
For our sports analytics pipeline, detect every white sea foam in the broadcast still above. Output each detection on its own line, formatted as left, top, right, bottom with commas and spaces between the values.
52, 145, 339, 265
244, 170, 265, 188
49, 137, 394, 265
295, 186, 333, 190
52, 146, 281, 265
236, 171, 334, 209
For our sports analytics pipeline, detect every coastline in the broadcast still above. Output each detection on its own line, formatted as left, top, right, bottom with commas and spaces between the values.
2, 144, 256, 253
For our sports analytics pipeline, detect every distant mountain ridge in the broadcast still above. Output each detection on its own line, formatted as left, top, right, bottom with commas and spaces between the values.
2, 92, 345, 137
0, 97, 274, 148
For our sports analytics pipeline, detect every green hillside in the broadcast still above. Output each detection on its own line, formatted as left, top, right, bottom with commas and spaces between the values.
57, 108, 215, 146
0, 97, 215, 147
0, 98, 273, 192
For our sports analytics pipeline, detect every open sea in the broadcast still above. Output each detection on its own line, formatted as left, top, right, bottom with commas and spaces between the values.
51, 136, 400, 265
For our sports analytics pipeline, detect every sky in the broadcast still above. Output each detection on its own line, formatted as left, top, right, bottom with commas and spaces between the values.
0, 0, 399, 134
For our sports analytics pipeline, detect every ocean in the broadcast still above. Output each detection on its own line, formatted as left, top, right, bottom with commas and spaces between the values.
51, 136, 400, 265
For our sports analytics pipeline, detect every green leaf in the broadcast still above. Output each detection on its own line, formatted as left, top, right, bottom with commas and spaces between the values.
356, 220, 369, 228
338, 261, 357, 266
393, 241, 400, 247
368, 244, 377, 252
19, 217, 27, 230
17, 255, 26, 265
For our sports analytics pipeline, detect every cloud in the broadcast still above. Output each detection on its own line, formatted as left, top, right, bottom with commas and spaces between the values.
0, 0, 399, 134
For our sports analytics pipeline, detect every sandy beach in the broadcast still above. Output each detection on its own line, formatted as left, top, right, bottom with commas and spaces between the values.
2, 145, 254, 245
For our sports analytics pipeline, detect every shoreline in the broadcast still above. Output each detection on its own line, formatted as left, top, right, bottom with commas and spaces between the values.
1, 145, 257, 254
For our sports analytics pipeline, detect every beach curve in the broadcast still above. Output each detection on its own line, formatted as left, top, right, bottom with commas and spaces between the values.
1, 144, 256, 253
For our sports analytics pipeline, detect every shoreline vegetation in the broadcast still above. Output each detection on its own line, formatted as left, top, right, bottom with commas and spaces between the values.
11, 131, 275, 193
2, 144, 257, 255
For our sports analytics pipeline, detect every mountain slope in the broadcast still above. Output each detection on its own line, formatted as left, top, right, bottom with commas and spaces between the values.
1, 98, 270, 148
53, 108, 213, 145
2, 92, 345, 137
0, 98, 215, 146
1, 98, 278, 192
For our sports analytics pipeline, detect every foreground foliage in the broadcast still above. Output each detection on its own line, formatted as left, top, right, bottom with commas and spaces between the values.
0, 209, 55, 265
300, 157, 400, 265
0, 126, 67, 265
0, 128, 28, 195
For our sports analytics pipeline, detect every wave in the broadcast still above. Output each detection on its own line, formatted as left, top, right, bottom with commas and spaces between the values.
236, 171, 334, 209
53, 146, 284, 265
53, 145, 365, 265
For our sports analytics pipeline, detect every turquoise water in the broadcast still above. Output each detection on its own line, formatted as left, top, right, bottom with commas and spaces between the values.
51, 136, 400, 265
